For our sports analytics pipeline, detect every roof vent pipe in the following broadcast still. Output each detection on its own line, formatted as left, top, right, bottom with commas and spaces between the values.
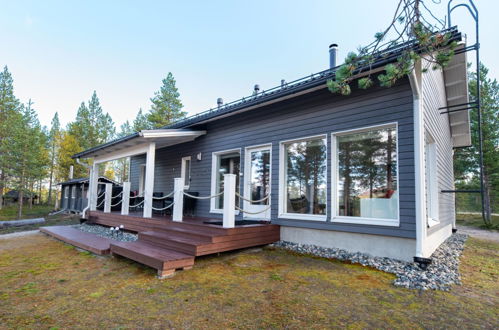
253, 84, 260, 95
329, 43, 338, 68
217, 98, 223, 108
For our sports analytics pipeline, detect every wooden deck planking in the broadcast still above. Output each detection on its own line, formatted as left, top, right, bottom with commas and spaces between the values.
40, 226, 112, 255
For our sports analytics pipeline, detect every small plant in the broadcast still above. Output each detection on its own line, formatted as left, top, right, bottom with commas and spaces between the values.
269, 273, 283, 281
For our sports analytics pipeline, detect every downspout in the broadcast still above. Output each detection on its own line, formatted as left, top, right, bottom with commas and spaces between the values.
76, 158, 91, 219
408, 62, 430, 267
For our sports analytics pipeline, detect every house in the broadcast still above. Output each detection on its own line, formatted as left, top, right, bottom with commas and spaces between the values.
2, 190, 38, 206
71, 27, 469, 271
58, 177, 120, 213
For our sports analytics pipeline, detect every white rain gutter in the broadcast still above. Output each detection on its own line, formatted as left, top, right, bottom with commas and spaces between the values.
408, 63, 427, 259
76, 158, 91, 219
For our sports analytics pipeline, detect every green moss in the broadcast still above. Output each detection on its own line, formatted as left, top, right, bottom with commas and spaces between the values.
0, 234, 497, 328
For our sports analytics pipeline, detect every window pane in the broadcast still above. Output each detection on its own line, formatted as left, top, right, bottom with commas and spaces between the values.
184, 159, 191, 187
337, 127, 398, 220
215, 152, 240, 209
250, 150, 270, 205
285, 137, 327, 215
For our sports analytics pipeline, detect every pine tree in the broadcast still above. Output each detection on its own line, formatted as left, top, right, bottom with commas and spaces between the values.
8, 100, 49, 217
133, 108, 151, 131
47, 112, 61, 204
0, 66, 21, 209
67, 91, 116, 150
454, 63, 499, 224
147, 73, 186, 128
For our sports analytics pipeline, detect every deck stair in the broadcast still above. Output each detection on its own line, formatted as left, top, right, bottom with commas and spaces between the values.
91, 211, 280, 278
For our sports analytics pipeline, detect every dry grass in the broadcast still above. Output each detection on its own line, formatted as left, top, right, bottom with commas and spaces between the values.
0, 234, 498, 329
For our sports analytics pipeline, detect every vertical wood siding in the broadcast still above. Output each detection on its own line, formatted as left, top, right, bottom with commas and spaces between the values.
130, 80, 417, 238
422, 65, 456, 234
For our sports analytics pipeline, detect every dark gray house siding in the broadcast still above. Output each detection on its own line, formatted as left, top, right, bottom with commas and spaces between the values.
131, 79, 416, 238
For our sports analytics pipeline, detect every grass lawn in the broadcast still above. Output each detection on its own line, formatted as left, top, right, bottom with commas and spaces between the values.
0, 205, 81, 235
0, 205, 55, 221
456, 213, 499, 231
0, 235, 497, 328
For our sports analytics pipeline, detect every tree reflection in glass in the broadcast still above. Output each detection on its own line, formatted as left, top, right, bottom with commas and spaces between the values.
250, 150, 270, 205
285, 137, 327, 215
337, 126, 397, 219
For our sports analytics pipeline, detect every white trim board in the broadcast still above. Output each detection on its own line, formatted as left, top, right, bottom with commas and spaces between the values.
278, 134, 328, 222
210, 148, 242, 214
331, 122, 400, 227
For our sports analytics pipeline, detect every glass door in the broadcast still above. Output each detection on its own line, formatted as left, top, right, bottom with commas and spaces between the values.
244, 145, 271, 219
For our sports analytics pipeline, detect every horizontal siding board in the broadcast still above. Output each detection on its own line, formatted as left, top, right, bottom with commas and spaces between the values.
129, 81, 416, 238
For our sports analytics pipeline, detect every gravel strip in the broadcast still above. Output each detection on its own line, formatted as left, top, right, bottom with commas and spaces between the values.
72, 223, 138, 242
271, 233, 468, 291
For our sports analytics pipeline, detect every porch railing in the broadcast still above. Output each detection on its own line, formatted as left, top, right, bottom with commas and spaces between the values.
100, 174, 270, 228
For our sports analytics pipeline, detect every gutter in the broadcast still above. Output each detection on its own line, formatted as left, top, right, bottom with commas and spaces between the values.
408, 62, 430, 267
76, 158, 92, 219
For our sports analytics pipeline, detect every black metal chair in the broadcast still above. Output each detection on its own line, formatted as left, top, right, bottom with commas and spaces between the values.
183, 191, 198, 217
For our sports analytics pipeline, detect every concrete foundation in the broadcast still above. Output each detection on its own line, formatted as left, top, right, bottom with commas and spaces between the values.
280, 226, 417, 262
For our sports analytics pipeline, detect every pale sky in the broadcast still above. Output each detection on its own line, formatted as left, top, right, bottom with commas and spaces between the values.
0, 0, 496, 129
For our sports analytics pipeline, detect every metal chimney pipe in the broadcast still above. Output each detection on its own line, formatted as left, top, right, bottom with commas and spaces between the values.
253, 84, 260, 95
217, 98, 223, 108
329, 43, 338, 68
69, 165, 74, 179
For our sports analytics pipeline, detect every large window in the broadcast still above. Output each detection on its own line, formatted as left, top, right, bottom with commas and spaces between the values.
211, 150, 240, 212
280, 136, 327, 220
334, 124, 398, 224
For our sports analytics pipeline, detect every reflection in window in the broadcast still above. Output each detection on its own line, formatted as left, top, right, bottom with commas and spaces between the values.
250, 150, 270, 205
215, 152, 240, 209
337, 126, 398, 220
284, 137, 327, 215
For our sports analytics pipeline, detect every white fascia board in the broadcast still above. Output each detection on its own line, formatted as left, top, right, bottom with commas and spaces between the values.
93, 143, 150, 164
139, 129, 206, 138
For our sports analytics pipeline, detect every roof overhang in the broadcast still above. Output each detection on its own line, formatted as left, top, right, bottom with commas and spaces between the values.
73, 129, 206, 162
443, 44, 471, 147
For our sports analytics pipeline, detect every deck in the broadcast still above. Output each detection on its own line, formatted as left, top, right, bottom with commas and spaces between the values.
43, 211, 280, 277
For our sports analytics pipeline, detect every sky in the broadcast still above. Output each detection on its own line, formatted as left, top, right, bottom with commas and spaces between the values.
0, 0, 497, 129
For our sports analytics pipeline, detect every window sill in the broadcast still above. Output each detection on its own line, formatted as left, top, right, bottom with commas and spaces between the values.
331, 216, 399, 227
278, 213, 327, 222
427, 217, 439, 228
210, 209, 240, 215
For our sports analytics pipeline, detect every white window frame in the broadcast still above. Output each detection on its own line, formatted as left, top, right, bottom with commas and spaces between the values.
138, 164, 146, 196
181, 156, 192, 189
210, 148, 241, 214
243, 143, 272, 219
425, 134, 439, 227
278, 134, 328, 221
331, 123, 400, 227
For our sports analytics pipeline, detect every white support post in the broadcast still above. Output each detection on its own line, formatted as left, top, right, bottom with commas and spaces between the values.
223, 173, 236, 228
172, 178, 184, 222
89, 162, 99, 211
104, 183, 112, 213
143, 142, 156, 218
121, 181, 130, 215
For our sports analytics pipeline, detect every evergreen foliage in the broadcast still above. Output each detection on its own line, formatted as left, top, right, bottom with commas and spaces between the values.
454, 63, 499, 224
327, 0, 457, 95
147, 73, 186, 128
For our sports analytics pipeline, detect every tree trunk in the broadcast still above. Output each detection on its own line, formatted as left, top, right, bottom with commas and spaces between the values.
483, 171, 492, 225
29, 181, 34, 209
18, 189, 23, 219
0, 171, 4, 210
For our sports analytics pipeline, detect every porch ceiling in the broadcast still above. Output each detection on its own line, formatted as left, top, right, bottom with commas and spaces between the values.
443, 44, 471, 148
75, 129, 206, 160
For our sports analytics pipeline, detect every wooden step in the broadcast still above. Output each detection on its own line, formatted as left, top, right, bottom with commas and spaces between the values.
110, 241, 194, 277
139, 231, 206, 255
41, 226, 111, 255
